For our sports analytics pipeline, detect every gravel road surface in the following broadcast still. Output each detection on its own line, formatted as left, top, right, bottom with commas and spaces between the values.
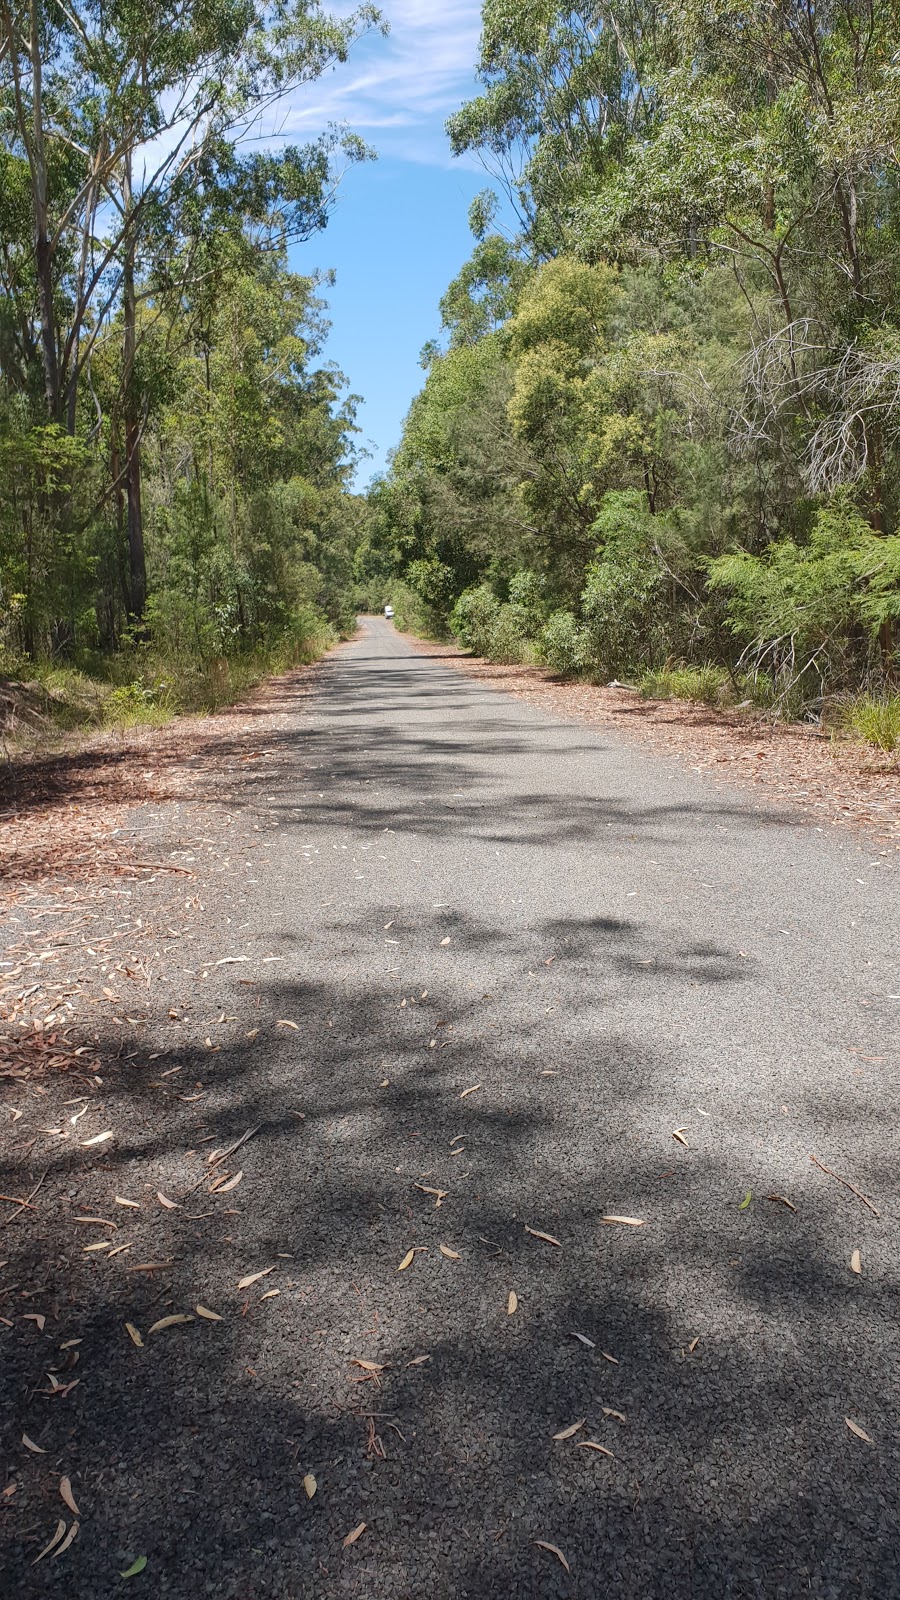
5, 616, 899, 1599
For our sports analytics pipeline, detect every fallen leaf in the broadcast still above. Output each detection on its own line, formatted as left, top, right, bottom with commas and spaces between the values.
406, 1354, 430, 1366
850, 1249, 861, 1275
349, 1359, 387, 1373
156, 1192, 179, 1210
507, 1290, 518, 1315
577, 1441, 614, 1457
602, 1407, 627, 1423
397, 1248, 418, 1271
459, 1083, 481, 1099
195, 1305, 223, 1321
342, 1522, 366, 1547
147, 1314, 194, 1334
214, 1171, 243, 1193
525, 1225, 561, 1247
570, 1331, 595, 1348
52, 1523, 79, 1559
81, 1130, 114, 1146
23, 1313, 46, 1330
59, 1478, 80, 1516
534, 1540, 570, 1573
120, 1556, 148, 1577
845, 1418, 873, 1444
74, 1216, 118, 1228
125, 1322, 144, 1348
303, 1473, 317, 1499
439, 937, 451, 947
22, 1433, 46, 1453
767, 1193, 796, 1212
600, 1351, 619, 1364
672, 1129, 689, 1146
260, 1288, 280, 1301
32, 1520, 66, 1564
552, 1419, 586, 1440
601, 1215, 646, 1227
276, 1020, 299, 1030
127, 1262, 171, 1273
237, 1267, 275, 1290
688, 1336, 700, 1354
84, 1241, 112, 1252
115, 1197, 141, 1209
739, 1191, 752, 1210
439, 1244, 460, 1260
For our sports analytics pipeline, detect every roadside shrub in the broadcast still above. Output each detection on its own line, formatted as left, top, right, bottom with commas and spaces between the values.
506, 569, 548, 634
450, 585, 501, 654
388, 581, 444, 638
539, 610, 586, 674
405, 558, 457, 618
103, 680, 174, 728
489, 603, 539, 663
839, 694, 900, 752
580, 492, 670, 675
708, 497, 900, 700
638, 663, 733, 706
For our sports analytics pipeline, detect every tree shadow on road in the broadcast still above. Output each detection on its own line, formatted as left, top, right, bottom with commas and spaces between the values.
3, 908, 896, 1600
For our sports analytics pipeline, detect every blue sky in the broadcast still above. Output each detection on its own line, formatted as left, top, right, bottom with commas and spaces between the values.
283, 0, 494, 485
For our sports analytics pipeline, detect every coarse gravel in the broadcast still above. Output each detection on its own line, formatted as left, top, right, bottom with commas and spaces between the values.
3, 615, 899, 1600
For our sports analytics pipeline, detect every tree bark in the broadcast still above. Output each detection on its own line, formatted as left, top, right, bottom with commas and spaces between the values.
122, 153, 147, 618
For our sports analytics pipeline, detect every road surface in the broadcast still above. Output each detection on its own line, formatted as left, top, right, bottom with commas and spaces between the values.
7, 616, 899, 1598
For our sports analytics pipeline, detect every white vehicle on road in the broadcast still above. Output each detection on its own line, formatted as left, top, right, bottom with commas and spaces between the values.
384, 605, 394, 619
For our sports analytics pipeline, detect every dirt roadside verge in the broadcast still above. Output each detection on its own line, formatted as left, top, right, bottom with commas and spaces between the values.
404, 635, 900, 849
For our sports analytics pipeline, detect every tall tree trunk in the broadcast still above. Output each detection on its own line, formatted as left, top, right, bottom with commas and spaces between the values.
122, 154, 147, 618
0, 0, 59, 415
28, 0, 59, 418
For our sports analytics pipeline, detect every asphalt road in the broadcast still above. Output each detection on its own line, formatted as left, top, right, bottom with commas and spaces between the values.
7, 616, 900, 1599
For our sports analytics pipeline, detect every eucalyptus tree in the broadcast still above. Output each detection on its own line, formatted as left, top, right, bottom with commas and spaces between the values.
0, 0, 382, 613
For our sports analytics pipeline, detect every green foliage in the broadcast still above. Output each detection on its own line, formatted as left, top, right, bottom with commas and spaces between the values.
709, 499, 900, 691
450, 586, 503, 655
638, 664, 733, 707
579, 493, 671, 675
361, 0, 893, 716
839, 696, 900, 754
386, 582, 444, 639
539, 611, 587, 675
0, 0, 377, 711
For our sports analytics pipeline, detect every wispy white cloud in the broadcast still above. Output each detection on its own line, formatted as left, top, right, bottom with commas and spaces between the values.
273, 0, 484, 164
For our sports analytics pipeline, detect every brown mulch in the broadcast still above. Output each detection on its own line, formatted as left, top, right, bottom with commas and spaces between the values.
0, 661, 327, 1088
407, 637, 900, 848
0, 663, 323, 894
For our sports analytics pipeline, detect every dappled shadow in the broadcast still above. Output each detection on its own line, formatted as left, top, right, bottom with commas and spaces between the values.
3, 620, 898, 1597
3, 919, 897, 1598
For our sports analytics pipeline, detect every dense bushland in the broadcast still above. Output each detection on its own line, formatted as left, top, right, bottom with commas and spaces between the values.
0, 0, 381, 727
360, 0, 900, 743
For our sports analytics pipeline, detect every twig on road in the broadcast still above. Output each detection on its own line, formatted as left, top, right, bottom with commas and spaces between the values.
128, 861, 196, 876
0, 1168, 48, 1227
810, 1154, 881, 1217
180, 1124, 261, 1197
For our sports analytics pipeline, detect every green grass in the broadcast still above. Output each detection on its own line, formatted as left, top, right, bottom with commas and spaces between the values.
0, 623, 336, 748
839, 694, 900, 753
638, 663, 734, 707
